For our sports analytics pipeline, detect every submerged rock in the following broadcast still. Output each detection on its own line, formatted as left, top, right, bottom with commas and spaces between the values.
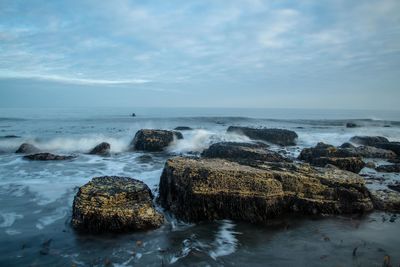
72, 176, 164, 233
376, 164, 400, 173
350, 136, 389, 146
201, 142, 290, 167
89, 142, 110, 156
158, 157, 373, 223
15, 143, 40, 154
174, 126, 193, 131
23, 153, 75, 161
1, 135, 21, 139
346, 122, 357, 128
298, 143, 365, 173
227, 126, 298, 146
131, 129, 183, 152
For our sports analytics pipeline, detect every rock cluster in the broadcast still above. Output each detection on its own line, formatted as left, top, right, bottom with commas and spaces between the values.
72, 176, 164, 233
227, 126, 298, 146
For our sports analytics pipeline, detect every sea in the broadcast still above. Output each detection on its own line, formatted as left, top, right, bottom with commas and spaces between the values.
0, 107, 399, 267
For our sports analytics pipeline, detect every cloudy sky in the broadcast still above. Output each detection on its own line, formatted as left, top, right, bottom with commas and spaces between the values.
0, 0, 399, 109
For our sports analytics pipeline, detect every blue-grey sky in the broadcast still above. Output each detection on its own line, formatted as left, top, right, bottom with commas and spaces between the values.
0, 0, 399, 109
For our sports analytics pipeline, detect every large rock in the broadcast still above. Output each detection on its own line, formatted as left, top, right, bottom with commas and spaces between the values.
158, 157, 373, 223
89, 142, 110, 156
131, 129, 183, 152
298, 143, 365, 173
15, 143, 40, 154
371, 190, 400, 213
72, 176, 164, 233
227, 126, 298, 146
344, 145, 396, 159
23, 153, 75, 161
375, 142, 400, 156
201, 142, 290, 167
350, 136, 389, 146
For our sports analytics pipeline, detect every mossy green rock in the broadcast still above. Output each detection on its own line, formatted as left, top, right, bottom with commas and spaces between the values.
72, 176, 164, 233
158, 157, 373, 223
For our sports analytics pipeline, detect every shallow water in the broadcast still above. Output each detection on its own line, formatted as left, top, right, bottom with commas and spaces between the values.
0, 107, 399, 266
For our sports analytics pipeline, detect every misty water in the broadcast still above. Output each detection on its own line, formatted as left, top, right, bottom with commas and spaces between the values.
0, 107, 399, 266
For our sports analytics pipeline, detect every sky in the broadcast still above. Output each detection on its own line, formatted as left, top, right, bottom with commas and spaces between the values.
0, 0, 399, 109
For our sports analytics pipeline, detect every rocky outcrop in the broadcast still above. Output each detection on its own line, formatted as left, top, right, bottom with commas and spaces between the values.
201, 142, 290, 167
174, 126, 193, 131
89, 142, 110, 156
227, 126, 298, 146
158, 157, 373, 223
376, 164, 400, 173
15, 143, 40, 154
371, 190, 400, 213
298, 143, 365, 173
72, 176, 164, 233
131, 129, 183, 152
350, 136, 389, 146
23, 153, 75, 161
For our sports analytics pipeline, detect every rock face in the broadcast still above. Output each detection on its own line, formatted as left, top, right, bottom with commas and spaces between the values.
15, 143, 40, 154
89, 142, 110, 156
350, 136, 389, 146
23, 153, 75, 161
158, 157, 373, 223
376, 164, 400, 173
298, 143, 365, 173
72, 176, 164, 233
227, 126, 298, 146
174, 126, 192, 131
201, 142, 290, 167
131, 129, 183, 152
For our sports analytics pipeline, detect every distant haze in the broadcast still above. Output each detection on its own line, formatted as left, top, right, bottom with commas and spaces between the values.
0, 0, 399, 109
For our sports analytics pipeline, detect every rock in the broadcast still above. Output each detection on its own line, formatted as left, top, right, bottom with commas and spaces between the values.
365, 162, 376, 169
350, 136, 389, 146
131, 129, 183, 152
346, 122, 357, 128
1, 135, 21, 139
132, 113, 136, 117
136, 154, 153, 163
174, 126, 193, 131
376, 164, 400, 173
23, 153, 75, 161
89, 142, 110, 156
15, 143, 40, 154
158, 157, 373, 223
345, 146, 396, 159
201, 142, 291, 167
340, 143, 355, 149
227, 126, 298, 146
375, 142, 400, 156
388, 183, 400, 193
72, 176, 163, 233
371, 190, 400, 213
298, 143, 365, 173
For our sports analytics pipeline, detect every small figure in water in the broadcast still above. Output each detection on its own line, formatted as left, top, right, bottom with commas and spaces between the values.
132, 113, 136, 117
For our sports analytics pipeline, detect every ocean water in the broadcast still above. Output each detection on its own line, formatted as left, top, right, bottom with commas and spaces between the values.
0, 107, 399, 267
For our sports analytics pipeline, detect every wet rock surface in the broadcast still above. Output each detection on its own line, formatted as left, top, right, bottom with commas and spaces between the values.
375, 142, 400, 156
201, 142, 290, 167
174, 126, 193, 131
350, 136, 390, 146
158, 157, 374, 223
72, 176, 164, 233
131, 129, 183, 152
376, 164, 400, 173
298, 143, 365, 173
89, 142, 111, 156
371, 190, 400, 213
227, 126, 298, 146
23, 153, 75, 161
15, 143, 40, 154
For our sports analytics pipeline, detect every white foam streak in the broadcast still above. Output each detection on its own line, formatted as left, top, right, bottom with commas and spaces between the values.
0, 212, 24, 228
209, 220, 240, 259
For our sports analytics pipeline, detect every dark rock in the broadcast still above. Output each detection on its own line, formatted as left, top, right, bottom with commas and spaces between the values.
376, 164, 400, 173
131, 129, 183, 152
365, 162, 376, 169
158, 157, 373, 223
201, 142, 291, 167
346, 122, 357, 128
132, 113, 136, 117
137, 154, 153, 163
346, 146, 396, 159
298, 143, 365, 173
227, 126, 298, 146
371, 190, 400, 213
375, 142, 400, 155
23, 153, 75, 161
340, 142, 355, 149
89, 142, 110, 156
350, 136, 389, 146
72, 176, 164, 233
388, 183, 400, 193
15, 143, 40, 154
174, 126, 193, 131
1, 135, 21, 139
